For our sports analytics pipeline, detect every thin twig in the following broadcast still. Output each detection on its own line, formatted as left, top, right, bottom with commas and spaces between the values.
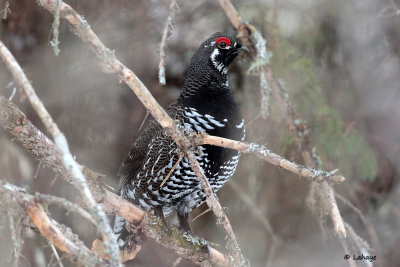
160, 152, 184, 188
158, 0, 179, 85
334, 193, 368, 226
48, 241, 64, 267
8, 86, 16, 100
172, 256, 182, 267
34, 192, 96, 225
138, 110, 150, 132
50, 0, 62, 55
0, 40, 121, 266
264, 238, 278, 267
335, 192, 381, 260
191, 208, 212, 222
320, 182, 346, 237
1, 0, 10, 20
7, 209, 22, 267
339, 235, 357, 267
344, 223, 372, 265
33, 161, 42, 180
0, 96, 344, 189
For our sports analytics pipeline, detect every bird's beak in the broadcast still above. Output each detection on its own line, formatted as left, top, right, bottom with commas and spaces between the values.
238, 45, 249, 52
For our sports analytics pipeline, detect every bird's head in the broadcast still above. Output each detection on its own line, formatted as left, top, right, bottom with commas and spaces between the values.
195, 32, 248, 75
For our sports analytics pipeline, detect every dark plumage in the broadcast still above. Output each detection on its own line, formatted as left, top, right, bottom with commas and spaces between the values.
114, 32, 246, 248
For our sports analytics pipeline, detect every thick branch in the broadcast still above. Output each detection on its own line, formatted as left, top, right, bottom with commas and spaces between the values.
0, 97, 73, 184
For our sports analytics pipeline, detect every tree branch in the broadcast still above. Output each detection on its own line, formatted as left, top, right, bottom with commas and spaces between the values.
158, 0, 179, 85
198, 134, 345, 183
34, 192, 96, 226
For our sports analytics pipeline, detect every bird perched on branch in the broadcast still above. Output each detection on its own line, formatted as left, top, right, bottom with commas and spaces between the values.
114, 32, 247, 248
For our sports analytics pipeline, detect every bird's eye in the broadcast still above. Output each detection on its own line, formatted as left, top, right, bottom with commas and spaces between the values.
219, 42, 227, 49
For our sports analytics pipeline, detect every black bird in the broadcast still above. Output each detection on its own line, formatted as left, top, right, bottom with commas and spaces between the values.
114, 32, 246, 248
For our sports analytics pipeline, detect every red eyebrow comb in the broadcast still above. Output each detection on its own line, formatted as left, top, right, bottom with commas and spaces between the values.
216, 37, 232, 46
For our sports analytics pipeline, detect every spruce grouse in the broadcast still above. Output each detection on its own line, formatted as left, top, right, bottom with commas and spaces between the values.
114, 32, 247, 248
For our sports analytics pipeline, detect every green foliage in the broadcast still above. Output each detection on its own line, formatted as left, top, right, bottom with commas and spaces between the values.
271, 34, 378, 181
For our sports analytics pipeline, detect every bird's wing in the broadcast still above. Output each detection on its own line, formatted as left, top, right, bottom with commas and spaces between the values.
117, 105, 179, 192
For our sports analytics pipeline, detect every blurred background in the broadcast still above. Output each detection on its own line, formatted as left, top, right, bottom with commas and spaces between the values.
0, 0, 399, 266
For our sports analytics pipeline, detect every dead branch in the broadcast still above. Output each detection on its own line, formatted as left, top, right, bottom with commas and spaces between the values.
48, 240, 64, 267
1, 0, 10, 20
0, 97, 230, 266
199, 134, 345, 183
344, 223, 372, 262
158, 0, 179, 85
34, 192, 96, 225
0, 40, 121, 266
339, 235, 357, 267
320, 182, 346, 237
50, 0, 62, 55
216, 0, 243, 30
7, 209, 23, 266
161, 152, 184, 187
0, 96, 74, 185
335, 192, 381, 261
0, 182, 102, 266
